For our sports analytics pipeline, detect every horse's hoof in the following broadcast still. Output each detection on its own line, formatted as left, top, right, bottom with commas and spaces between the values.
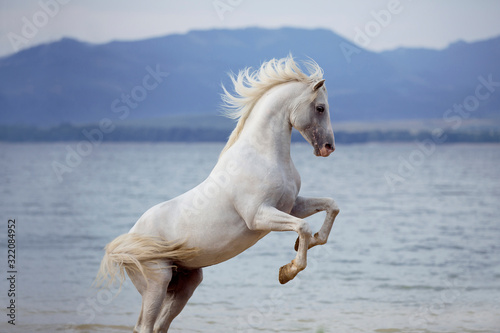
279, 266, 290, 284
279, 263, 294, 284
294, 237, 300, 251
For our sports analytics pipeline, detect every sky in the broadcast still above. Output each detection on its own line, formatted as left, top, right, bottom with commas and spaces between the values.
1, 0, 500, 58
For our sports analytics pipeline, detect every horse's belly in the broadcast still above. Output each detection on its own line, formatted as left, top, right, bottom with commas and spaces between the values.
181, 226, 268, 268
178, 204, 268, 268
132, 189, 268, 269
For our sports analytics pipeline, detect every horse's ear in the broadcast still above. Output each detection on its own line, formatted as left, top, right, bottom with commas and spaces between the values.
312, 79, 325, 91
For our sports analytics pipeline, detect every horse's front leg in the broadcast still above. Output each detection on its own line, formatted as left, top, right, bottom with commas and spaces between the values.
248, 205, 312, 284
290, 196, 340, 250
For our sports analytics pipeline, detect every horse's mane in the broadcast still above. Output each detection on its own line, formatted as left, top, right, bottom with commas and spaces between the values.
219, 55, 324, 158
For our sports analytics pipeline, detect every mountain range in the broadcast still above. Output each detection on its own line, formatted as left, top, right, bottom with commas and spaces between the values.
0, 27, 499, 126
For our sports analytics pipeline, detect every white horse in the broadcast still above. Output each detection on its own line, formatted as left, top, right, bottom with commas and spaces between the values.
96, 55, 340, 332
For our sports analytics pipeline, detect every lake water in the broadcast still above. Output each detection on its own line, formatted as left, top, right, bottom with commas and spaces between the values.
0, 142, 499, 333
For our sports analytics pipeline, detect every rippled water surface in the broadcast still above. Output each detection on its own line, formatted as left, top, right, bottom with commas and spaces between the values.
1, 142, 499, 332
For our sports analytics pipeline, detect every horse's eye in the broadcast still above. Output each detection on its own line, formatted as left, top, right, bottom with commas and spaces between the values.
316, 105, 325, 113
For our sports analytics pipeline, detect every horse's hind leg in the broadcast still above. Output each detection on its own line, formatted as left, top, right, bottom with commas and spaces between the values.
153, 268, 203, 332
128, 262, 173, 333
127, 269, 147, 332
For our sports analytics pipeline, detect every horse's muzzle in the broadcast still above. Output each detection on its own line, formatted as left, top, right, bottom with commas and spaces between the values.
315, 143, 335, 157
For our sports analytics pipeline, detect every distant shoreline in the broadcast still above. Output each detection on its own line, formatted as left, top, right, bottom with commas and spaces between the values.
1, 124, 499, 144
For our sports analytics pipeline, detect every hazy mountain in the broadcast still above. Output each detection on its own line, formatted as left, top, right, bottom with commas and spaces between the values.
0, 27, 499, 126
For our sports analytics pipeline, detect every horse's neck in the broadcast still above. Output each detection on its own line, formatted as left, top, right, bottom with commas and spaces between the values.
238, 83, 298, 161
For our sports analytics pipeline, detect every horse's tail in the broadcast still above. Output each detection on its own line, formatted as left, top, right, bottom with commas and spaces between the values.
94, 233, 199, 289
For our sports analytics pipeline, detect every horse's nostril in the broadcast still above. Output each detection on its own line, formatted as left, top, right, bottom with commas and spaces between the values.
325, 143, 334, 151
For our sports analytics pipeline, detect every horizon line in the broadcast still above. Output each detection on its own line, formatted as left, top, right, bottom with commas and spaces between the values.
2, 25, 500, 59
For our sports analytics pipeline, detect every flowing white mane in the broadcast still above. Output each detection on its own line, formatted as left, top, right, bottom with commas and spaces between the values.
220, 55, 324, 156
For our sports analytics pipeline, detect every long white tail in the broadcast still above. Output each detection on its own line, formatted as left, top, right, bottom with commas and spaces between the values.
94, 233, 199, 289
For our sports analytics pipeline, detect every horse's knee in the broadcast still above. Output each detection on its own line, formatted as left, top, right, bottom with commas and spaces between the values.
328, 199, 340, 215
296, 221, 312, 238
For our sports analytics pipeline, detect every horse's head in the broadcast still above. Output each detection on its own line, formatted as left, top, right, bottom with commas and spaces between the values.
290, 79, 335, 157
